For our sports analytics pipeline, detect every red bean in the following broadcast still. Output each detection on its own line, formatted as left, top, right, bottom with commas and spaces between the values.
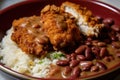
70, 53, 76, 60
80, 61, 93, 71
71, 53, 76, 57
111, 25, 120, 32
66, 55, 71, 61
103, 56, 111, 62
97, 42, 106, 47
71, 67, 81, 78
85, 41, 92, 46
95, 16, 103, 22
116, 53, 120, 58
90, 66, 99, 72
85, 47, 93, 60
70, 60, 79, 67
56, 60, 69, 66
75, 45, 87, 54
116, 33, 120, 41
100, 47, 108, 58
111, 35, 117, 41
77, 55, 86, 61
96, 61, 107, 70
92, 40, 99, 46
112, 42, 120, 49
103, 18, 114, 26
92, 46, 100, 59
104, 23, 110, 30
87, 37, 92, 41
108, 56, 114, 60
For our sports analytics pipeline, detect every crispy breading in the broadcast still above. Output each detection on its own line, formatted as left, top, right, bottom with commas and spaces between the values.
40, 5, 82, 50
11, 16, 50, 56
61, 1, 104, 37
11, 5, 82, 56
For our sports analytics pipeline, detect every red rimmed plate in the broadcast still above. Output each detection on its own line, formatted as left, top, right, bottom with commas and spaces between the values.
0, 0, 120, 80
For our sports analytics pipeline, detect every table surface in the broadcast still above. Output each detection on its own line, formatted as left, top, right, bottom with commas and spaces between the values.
0, 0, 120, 80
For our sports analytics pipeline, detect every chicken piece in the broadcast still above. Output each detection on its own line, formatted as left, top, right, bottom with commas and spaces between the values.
61, 2, 104, 37
11, 16, 51, 56
40, 5, 82, 51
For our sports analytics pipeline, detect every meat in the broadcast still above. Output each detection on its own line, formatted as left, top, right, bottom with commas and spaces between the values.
40, 5, 82, 50
11, 2, 104, 56
11, 5, 82, 56
61, 2, 104, 37
11, 16, 51, 56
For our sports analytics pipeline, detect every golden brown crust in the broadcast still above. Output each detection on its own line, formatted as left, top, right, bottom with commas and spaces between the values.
12, 16, 50, 56
61, 2, 104, 37
11, 4, 82, 56
40, 5, 82, 50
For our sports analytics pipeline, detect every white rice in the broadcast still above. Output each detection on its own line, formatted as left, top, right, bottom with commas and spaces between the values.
0, 28, 66, 78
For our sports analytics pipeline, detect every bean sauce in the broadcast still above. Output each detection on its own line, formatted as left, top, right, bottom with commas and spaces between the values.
54, 17, 120, 79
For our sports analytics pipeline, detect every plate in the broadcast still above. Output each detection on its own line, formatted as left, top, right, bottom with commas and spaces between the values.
0, 0, 120, 80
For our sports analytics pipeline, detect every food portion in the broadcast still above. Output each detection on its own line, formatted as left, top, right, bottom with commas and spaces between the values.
11, 5, 82, 56
40, 5, 82, 51
61, 2, 104, 37
11, 16, 50, 56
0, 1, 120, 79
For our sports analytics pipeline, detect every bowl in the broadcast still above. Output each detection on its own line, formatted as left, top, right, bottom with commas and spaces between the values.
0, 0, 120, 80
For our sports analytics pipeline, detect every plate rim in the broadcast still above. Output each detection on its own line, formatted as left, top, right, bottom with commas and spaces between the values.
0, 0, 120, 79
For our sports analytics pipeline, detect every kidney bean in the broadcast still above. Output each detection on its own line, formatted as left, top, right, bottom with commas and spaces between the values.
96, 61, 107, 70
110, 35, 117, 41
97, 42, 106, 47
90, 66, 99, 72
100, 47, 108, 58
104, 23, 110, 30
92, 46, 100, 59
85, 47, 93, 60
85, 41, 92, 46
116, 53, 120, 58
77, 55, 86, 61
111, 25, 120, 32
70, 53, 76, 60
63, 66, 72, 76
56, 60, 69, 66
66, 55, 71, 61
87, 37, 92, 41
71, 67, 81, 78
103, 18, 114, 26
70, 60, 79, 67
75, 45, 87, 54
103, 56, 111, 62
95, 16, 103, 22
108, 55, 114, 60
92, 40, 99, 46
116, 33, 120, 41
80, 61, 93, 71
112, 42, 120, 49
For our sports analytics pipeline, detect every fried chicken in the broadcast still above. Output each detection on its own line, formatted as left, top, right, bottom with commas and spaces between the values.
61, 2, 104, 37
40, 5, 82, 51
11, 16, 50, 56
12, 2, 103, 56
11, 5, 82, 56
